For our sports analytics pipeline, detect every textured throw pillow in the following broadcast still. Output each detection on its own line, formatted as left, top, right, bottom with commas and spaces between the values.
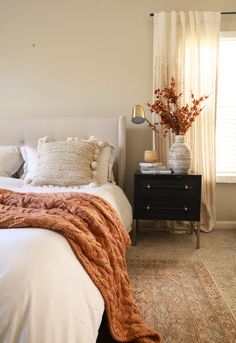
29, 138, 96, 186
20, 145, 38, 181
0, 146, 23, 177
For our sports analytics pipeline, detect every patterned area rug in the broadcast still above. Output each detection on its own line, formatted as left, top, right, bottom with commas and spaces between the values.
127, 259, 236, 343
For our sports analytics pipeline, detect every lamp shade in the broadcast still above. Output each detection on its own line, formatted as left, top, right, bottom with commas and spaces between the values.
132, 105, 145, 124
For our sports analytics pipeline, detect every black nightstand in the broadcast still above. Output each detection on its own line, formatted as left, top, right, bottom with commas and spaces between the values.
133, 171, 202, 248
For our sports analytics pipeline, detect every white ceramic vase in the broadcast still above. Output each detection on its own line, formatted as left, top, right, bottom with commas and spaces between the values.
168, 135, 191, 174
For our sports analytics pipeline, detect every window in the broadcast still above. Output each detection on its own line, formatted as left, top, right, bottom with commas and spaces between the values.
216, 32, 236, 183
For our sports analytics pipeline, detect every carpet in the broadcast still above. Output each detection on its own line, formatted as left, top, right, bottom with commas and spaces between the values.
127, 259, 236, 343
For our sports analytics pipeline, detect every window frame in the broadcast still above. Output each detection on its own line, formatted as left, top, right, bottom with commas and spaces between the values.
216, 31, 236, 184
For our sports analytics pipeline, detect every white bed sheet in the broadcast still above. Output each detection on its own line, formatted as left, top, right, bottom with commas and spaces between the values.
0, 178, 133, 343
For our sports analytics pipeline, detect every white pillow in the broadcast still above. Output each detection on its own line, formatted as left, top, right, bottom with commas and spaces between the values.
20, 145, 38, 181
95, 144, 115, 184
0, 166, 9, 177
0, 146, 23, 177
84, 137, 115, 185
29, 137, 96, 186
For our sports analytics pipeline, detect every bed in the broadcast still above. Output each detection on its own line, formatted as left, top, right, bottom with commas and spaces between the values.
0, 116, 160, 343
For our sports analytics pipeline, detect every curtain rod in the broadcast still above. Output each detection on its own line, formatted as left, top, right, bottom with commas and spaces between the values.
150, 11, 236, 16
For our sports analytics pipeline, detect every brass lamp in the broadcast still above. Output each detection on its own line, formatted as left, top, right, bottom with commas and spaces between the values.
131, 104, 145, 124
132, 104, 159, 161
131, 104, 159, 133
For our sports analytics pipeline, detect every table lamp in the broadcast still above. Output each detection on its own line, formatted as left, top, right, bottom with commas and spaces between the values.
131, 104, 158, 163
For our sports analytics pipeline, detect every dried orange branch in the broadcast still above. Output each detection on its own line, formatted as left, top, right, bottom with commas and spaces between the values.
147, 78, 208, 136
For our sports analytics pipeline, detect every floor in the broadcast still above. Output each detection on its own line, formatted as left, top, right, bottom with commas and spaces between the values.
126, 227, 236, 317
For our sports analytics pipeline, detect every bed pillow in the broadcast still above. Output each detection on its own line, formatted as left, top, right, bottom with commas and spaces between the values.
20, 145, 38, 181
0, 146, 23, 177
20, 137, 116, 185
95, 143, 115, 184
83, 137, 115, 185
29, 138, 96, 186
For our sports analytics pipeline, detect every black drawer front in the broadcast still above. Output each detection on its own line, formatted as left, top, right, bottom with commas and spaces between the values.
134, 198, 200, 221
135, 175, 200, 197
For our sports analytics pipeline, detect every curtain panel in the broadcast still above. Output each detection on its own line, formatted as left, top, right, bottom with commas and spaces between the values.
153, 11, 221, 231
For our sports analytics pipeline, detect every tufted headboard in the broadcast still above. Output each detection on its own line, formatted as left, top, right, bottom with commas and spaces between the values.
0, 116, 126, 188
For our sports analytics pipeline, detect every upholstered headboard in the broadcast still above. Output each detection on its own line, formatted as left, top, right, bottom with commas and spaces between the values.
0, 116, 126, 188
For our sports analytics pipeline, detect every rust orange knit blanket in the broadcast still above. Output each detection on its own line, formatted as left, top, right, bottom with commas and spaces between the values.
0, 189, 161, 343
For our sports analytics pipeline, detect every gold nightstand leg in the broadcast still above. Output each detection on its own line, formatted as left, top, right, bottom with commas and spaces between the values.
190, 221, 200, 249
196, 221, 200, 249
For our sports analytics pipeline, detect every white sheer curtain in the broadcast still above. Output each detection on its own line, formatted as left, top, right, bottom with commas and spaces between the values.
153, 11, 221, 231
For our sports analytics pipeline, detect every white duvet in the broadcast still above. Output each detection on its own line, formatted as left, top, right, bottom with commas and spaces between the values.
0, 177, 133, 343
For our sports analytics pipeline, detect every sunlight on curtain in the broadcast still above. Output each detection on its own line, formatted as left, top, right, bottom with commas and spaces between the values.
153, 11, 221, 231
216, 33, 236, 182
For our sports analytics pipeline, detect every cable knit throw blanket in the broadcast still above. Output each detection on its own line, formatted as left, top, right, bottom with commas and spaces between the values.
0, 189, 160, 343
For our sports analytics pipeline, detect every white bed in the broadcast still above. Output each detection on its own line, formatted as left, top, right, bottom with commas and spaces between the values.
0, 116, 133, 343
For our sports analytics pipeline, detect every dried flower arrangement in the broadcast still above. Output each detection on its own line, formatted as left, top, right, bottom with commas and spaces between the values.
147, 78, 208, 136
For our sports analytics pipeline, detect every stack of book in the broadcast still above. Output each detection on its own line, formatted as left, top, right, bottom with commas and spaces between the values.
139, 162, 172, 174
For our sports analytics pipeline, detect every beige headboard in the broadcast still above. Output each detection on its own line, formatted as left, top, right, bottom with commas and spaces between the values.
0, 116, 126, 188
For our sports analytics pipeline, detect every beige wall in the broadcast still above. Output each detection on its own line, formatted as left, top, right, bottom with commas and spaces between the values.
0, 0, 235, 223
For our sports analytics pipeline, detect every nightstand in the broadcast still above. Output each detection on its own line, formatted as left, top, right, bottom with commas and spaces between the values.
133, 171, 202, 248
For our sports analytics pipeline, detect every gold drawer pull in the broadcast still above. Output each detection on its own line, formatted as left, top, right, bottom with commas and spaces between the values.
184, 184, 192, 190
145, 184, 192, 190
145, 205, 190, 211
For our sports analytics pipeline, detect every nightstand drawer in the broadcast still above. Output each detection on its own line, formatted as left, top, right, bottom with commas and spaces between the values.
134, 197, 200, 221
135, 175, 200, 197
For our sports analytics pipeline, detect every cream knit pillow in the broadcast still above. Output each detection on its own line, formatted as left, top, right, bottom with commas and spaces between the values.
30, 138, 95, 186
